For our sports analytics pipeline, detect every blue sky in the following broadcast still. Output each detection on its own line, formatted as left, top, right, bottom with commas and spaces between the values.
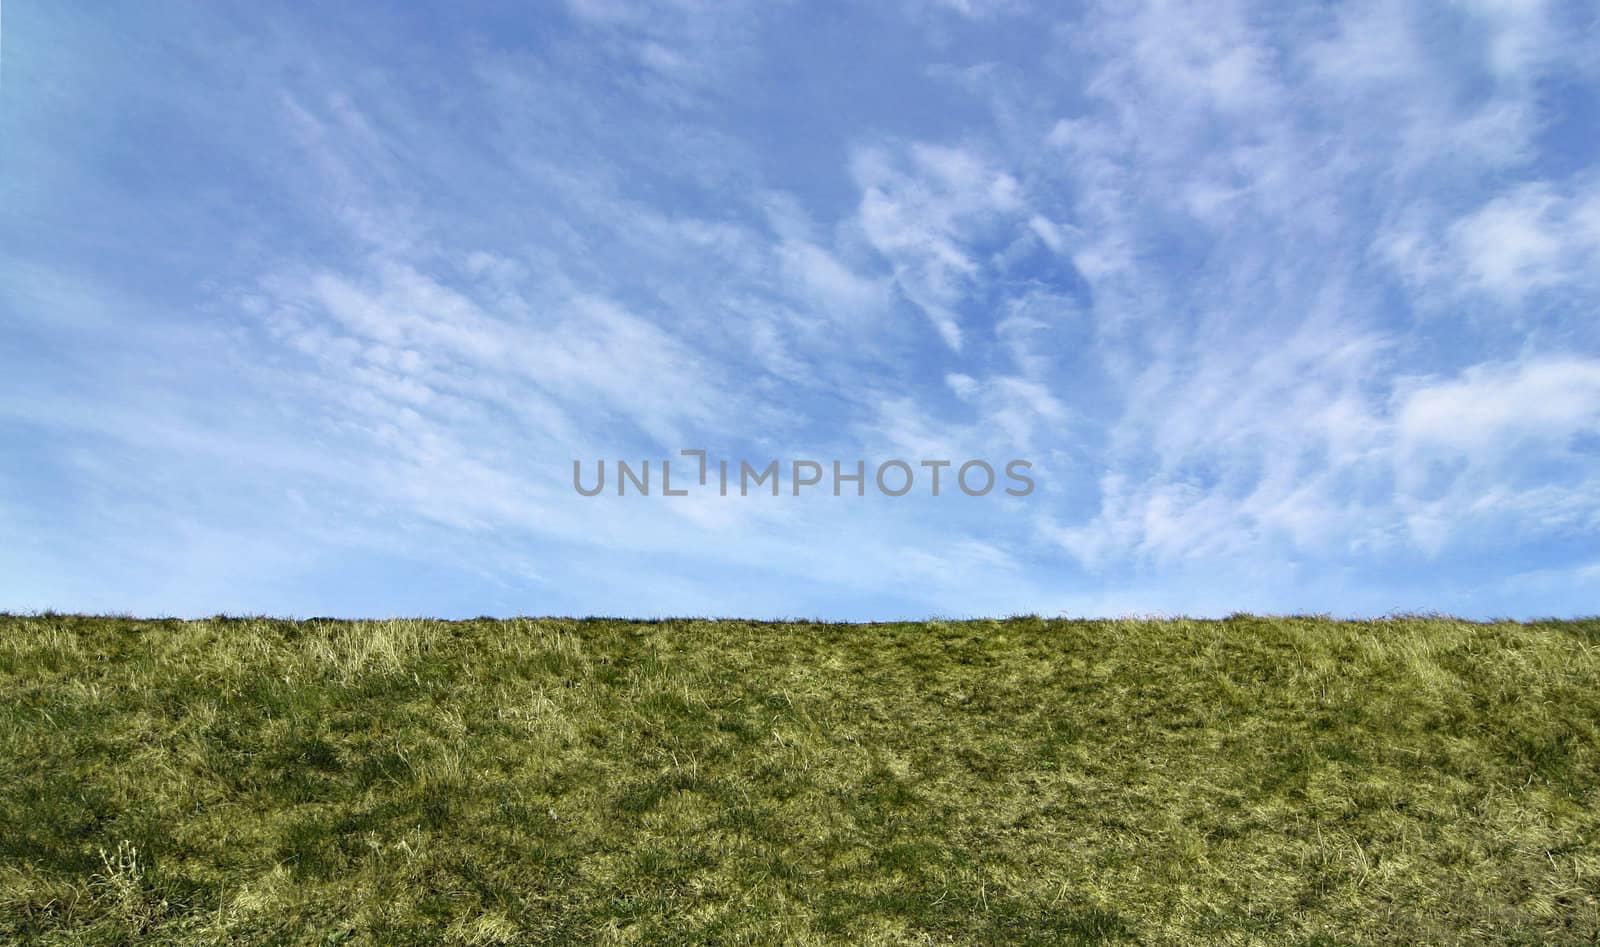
2, 0, 1598, 619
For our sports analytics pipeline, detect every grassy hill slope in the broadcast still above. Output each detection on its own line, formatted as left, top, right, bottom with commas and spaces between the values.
2, 614, 1597, 944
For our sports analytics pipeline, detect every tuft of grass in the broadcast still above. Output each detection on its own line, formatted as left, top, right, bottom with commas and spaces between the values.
0, 613, 1596, 944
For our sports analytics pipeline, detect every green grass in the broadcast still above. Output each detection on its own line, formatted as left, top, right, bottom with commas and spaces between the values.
1, 614, 1597, 945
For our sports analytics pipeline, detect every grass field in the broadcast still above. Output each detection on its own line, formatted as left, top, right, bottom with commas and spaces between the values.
1, 614, 1597, 945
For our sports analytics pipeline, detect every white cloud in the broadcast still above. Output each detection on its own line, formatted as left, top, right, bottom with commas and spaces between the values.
1397, 355, 1600, 456
853, 142, 1032, 350
1017, 0, 1600, 579
1448, 183, 1600, 301
1378, 177, 1600, 307
945, 373, 979, 399
1053, 350, 1600, 567
269, 261, 733, 449
1453, 0, 1568, 80
918, 0, 1028, 20
777, 240, 892, 321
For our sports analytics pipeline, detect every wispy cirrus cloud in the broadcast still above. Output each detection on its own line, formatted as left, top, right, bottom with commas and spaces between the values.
2, 0, 1596, 618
